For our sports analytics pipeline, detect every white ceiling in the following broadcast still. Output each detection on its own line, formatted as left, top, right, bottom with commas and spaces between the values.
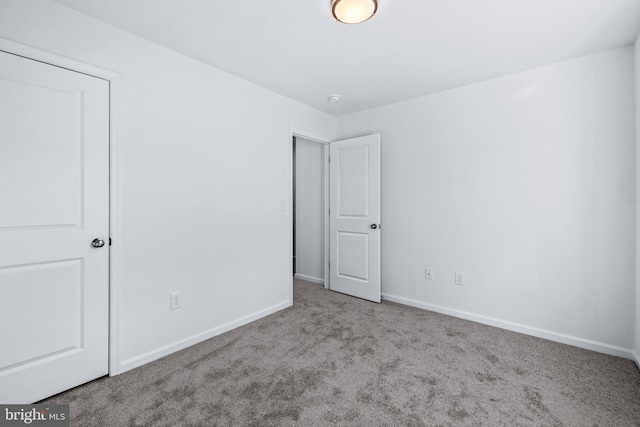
52, 0, 640, 117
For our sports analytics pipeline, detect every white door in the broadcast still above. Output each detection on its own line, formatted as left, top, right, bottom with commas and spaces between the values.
329, 134, 381, 302
0, 50, 110, 403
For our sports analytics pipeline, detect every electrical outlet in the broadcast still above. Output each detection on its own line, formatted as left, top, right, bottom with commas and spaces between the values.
425, 268, 433, 280
170, 291, 182, 310
455, 272, 465, 286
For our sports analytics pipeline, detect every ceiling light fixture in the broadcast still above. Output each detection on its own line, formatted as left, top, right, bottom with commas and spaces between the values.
328, 94, 341, 103
332, 0, 377, 24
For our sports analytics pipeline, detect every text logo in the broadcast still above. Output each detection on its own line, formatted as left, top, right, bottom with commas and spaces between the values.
0, 405, 69, 427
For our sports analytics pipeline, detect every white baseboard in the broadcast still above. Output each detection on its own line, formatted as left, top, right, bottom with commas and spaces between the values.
633, 351, 640, 369
118, 299, 292, 374
381, 292, 635, 361
294, 273, 324, 285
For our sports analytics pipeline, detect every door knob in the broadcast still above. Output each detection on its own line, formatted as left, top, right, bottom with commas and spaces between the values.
370, 224, 378, 230
92, 238, 105, 248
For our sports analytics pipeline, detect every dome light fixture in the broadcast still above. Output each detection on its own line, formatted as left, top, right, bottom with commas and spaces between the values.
332, 0, 378, 24
328, 94, 342, 103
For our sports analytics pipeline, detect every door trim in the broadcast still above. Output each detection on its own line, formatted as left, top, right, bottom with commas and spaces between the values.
0, 38, 124, 376
289, 128, 331, 301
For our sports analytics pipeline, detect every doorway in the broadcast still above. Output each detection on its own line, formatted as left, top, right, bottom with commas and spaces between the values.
292, 136, 328, 286
289, 131, 382, 304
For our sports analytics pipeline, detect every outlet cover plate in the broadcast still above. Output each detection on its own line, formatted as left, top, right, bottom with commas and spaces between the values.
170, 291, 182, 310
425, 268, 434, 280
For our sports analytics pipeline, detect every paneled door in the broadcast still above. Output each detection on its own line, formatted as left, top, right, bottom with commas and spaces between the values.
329, 134, 381, 302
0, 50, 110, 403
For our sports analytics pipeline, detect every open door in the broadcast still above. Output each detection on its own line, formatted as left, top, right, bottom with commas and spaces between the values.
329, 134, 380, 302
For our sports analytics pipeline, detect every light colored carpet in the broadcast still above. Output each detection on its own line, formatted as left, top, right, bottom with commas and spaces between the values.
43, 279, 640, 426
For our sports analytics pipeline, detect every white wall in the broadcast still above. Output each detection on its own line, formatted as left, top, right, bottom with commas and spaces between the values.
0, 0, 337, 372
294, 137, 325, 283
635, 34, 640, 364
338, 47, 636, 356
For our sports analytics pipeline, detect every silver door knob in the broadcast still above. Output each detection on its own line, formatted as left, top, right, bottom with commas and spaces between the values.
92, 238, 105, 248
370, 224, 378, 230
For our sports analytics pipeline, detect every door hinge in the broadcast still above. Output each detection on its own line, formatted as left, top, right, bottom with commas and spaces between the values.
109, 237, 112, 246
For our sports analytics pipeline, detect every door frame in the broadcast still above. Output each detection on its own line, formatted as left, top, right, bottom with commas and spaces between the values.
0, 38, 124, 376
289, 128, 331, 300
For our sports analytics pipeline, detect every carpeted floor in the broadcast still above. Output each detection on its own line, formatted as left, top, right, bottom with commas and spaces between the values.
43, 279, 640, 426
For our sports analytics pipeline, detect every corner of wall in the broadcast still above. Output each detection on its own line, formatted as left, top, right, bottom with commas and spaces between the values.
635, 32, 640, 358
